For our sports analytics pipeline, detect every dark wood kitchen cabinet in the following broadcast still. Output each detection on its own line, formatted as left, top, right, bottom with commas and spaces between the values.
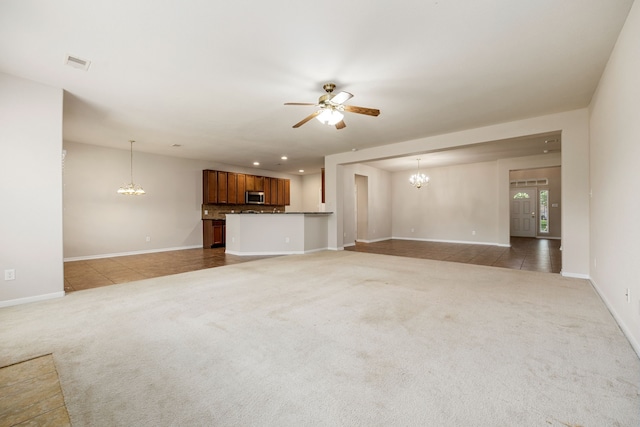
203, 219, 225, 248
227, 172, 237, 204
284, 179, 290, 205
236, 173, 246, 204
276, 178, 285, 205
217, 171, 228, 203
254, 176, 264, 191
203, 170, 218, 204
203, 169, 290, 205
245, 174, 255, 191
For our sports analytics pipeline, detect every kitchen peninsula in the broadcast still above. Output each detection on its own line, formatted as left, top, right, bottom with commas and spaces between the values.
225, 212, 332, 256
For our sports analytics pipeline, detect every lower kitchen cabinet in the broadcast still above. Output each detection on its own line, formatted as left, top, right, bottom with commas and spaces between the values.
203, 219, 226, 248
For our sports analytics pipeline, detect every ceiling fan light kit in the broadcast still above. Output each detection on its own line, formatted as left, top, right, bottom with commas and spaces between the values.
285, 83, 380, 130
316, 109, 344, 126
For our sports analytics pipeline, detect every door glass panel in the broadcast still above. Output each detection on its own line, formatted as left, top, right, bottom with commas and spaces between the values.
539, 189, 549, 233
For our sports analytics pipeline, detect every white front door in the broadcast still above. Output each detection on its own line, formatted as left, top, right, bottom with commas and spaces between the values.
510, 187, 537, 237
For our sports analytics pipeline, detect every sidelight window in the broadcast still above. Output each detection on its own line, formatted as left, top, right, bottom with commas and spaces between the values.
539, 190, 549, 233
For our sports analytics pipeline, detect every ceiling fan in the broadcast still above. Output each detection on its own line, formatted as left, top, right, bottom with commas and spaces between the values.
284, 83, 380, 130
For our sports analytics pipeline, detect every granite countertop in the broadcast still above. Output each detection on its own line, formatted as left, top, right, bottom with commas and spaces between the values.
225, 211, 333, 215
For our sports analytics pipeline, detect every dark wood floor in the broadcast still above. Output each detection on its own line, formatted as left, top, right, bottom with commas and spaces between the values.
345, 237, 561, 274
64, 237, 561, 293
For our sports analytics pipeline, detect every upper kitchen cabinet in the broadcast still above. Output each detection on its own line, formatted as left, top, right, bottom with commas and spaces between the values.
254, 176, 264, 192
227, 172, 238, 204
217, 171, 228, 204
203, 170, 218, 204
245, 174, 255, 192
276, 178, 285, 205
284, 179, 290, 206
236, 174, 246, 204
203, 170, 290, 205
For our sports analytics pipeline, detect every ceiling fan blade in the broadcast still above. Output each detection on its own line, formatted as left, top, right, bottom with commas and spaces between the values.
343, 105, 380, 116
330, 91, 353, 105
292, 111, 320, 128
284, 102, 317, 106
335, 120, 346, 130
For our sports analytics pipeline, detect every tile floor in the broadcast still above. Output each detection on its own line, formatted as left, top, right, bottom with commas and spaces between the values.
64, 247, 277, 293
345, 236, 562, 274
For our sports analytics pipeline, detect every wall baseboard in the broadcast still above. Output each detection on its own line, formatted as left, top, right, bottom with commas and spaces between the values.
355, 237, 389, 244
392, 236, 501, 246
0, 291, 65, 308
589, 277, 640, 359
560, 271, 590, 279
64, 245, 203, 262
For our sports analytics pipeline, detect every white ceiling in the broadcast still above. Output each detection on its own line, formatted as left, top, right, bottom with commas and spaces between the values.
0, 1, 634, 174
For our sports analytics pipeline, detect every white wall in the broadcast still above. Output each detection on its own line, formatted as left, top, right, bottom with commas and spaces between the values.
63, 140, 303, 259
392, 161, 498, 244
0, 73, 64, 306
589, 0, 640, 354
301, 172, 323, 212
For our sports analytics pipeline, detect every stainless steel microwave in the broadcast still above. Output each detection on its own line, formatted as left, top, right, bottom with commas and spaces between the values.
245, 191, 265, 204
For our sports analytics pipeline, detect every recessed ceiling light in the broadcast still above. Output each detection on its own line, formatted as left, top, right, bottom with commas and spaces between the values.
281, 156, 288, 160
171, 144, 182, 147
299, 169, 304, 173
253, 162, 260, 166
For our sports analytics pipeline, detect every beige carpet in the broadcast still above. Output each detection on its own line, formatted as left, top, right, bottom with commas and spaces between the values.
0, 251, 638, 426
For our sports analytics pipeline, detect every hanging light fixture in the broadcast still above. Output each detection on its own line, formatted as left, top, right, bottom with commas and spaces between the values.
316, 108, 344, 126
409, 158, 429, 189
117, 140, 146, 196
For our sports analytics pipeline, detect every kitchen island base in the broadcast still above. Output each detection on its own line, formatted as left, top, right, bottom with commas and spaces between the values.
225, 212, 331, 256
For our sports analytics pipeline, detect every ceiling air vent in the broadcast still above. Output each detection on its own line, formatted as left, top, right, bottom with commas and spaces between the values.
65, 54, 91, 71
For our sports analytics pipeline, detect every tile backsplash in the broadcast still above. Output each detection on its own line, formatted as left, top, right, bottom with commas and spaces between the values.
202, 204, 285, 219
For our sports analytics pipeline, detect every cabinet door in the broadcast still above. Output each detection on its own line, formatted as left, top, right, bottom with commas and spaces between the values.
255, 176, 264, 191
227, 172, 237, 204
270, 178, 277, 205
263, 177, 272, 205
203, 220, 213, 248
277, 179, 285, 206
245, 174, 255, 191
217, 172, 228, 203
284, 179, 290, 206
212, 223, 224, 245
236, 174, 246, 204
203, 170, 218, 204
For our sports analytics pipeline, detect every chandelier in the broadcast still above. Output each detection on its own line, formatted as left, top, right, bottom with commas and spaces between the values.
409, 158, 429, 189
117, 140, 146, 196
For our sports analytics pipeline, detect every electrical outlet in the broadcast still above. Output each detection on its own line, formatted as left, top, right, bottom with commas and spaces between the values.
472, 230, 476, 236
411, 228, 415, 233
285, 237, 290, 243
145, 236, 151, 242
4, 269, 15, 281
